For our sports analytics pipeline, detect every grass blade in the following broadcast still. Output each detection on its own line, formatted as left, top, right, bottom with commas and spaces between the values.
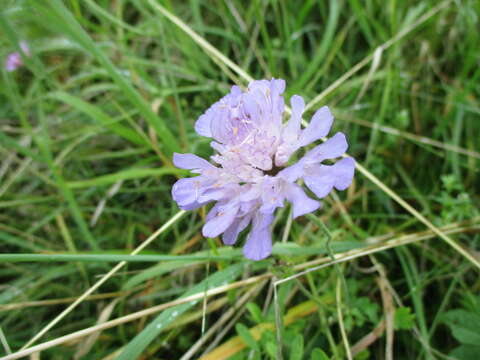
33, 0, 180, 154
117, 263, 246, 360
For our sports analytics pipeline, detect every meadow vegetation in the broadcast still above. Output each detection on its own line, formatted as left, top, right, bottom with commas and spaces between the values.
0, 0, 479, 359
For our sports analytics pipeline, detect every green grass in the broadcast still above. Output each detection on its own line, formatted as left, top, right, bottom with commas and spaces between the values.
1, 0, 479, 359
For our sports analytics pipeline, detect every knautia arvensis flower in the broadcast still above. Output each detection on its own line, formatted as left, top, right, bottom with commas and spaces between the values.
172, 79, 355, 260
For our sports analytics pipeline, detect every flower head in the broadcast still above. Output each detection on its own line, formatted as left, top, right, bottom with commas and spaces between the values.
5, 42, 29, 72
172, 79, 355, 260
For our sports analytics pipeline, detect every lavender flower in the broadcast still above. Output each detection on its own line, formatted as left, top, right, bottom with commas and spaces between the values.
5, 42, 29, 72
172, 79, 355, 260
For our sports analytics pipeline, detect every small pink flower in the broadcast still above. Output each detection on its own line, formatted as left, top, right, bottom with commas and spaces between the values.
5, 42, 30, 72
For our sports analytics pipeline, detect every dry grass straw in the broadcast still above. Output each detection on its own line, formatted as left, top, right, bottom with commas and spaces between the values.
3, 219, 477, 360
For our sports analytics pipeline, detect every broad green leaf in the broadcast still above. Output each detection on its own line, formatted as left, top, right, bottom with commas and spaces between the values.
443, 310, 480, 346
246, 302, 264, 324
312, 348, 329, 360
265, 341, 277, 359
450, 345, 480, 360
394, 307, 416, 330
236, 323, 259, 351
289, 334, 304, 360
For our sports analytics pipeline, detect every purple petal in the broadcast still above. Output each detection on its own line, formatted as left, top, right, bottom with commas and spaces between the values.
239, 201, 257, 216
173, 153, 213, 171
270, 80, 286, 118
270, 79, 286, 97
332, 157, 356, 190
202, 204, 239, 238
304, 132, 348, 164
303, 166, 335, 199
248, 88, 268, 126
259, 177, 285, 213
230, 85, 242, 96
209, 107, 229, 143
283, 95, 304, 139
303, 157, 355, 198
5, 53, 22, 72
198, 183, 239, 203
195, 113, 212, 137
206, 202, 222, 222
284, 183, 321, 218
278, 162, 305, 183
259, 196, 284, 214
238, 185, 261, 202
197, 188, 226, 203
171, 177, 203, 207
248, 80, 268, 93
209, 142, 227, 158
222, 214, 252, 245
290, 95, 305, 122
180, 201, 205, 211
243, 92, 260, 121
298, 106, 334, 147
243, 212, 274, 261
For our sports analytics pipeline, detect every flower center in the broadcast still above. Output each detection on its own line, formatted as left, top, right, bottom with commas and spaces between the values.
263, 164, 283, 177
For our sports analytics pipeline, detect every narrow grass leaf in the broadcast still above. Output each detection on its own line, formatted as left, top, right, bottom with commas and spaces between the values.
66, 167, 183, 189
0, 253, 234, 263
49, 92, 148, 147
0, 132, 42, 162
117, 263, 245, 360
35, 0, 180, 154
293, 0, 341, 91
